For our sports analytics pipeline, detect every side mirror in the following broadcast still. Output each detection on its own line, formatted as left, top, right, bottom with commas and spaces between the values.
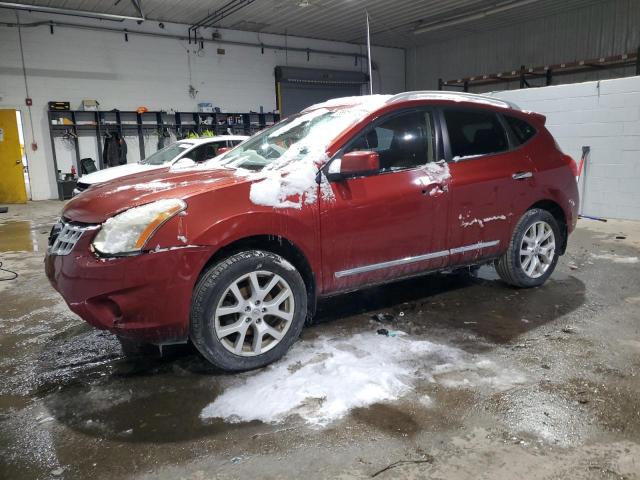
327, 151, 380, 181
172, 157, 196, 169
216, 146, 231, 155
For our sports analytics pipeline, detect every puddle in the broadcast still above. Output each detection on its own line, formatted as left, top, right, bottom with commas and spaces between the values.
0, 221, 48, 252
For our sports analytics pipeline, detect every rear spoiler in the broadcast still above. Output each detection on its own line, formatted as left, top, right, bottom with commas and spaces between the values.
526, 111, 546, 125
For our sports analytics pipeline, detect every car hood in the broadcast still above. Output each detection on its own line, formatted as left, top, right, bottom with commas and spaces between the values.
64, 166, 247, 223
79, 162, 163, 186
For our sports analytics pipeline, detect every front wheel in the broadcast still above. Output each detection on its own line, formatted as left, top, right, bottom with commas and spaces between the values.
190, 250, 307, 371
496, 208, 561, 288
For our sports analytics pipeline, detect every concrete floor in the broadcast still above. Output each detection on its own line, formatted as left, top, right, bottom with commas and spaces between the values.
1, 201, 639, 480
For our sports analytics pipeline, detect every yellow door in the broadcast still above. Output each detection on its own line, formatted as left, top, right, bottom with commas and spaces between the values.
0, 109, 27, 204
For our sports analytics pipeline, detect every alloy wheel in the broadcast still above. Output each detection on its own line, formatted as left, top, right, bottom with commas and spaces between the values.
519, 220, 556, 279
214, 271, 294, 356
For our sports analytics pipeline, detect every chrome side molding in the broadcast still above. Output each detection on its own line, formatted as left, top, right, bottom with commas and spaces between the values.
334, 240, 500, 278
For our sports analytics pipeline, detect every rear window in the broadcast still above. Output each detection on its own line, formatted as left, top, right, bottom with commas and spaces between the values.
444, 109, 508, 159
504, 115, 537, 145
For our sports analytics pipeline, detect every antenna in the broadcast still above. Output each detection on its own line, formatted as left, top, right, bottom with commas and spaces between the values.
366, 10, 373, 95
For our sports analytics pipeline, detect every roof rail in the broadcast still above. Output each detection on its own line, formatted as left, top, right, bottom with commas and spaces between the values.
386, 91, 520, 110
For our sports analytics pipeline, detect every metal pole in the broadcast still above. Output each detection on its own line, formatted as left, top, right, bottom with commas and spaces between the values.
366, 10, 373, 95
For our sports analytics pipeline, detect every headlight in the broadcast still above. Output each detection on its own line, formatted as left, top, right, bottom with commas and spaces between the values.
92, 199, 186, 255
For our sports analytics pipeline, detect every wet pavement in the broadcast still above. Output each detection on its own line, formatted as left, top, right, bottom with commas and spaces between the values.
1, 201, 639, 479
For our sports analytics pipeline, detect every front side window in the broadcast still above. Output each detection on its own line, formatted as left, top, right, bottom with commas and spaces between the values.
444, 109, 508, 159
346, 110, 436, 172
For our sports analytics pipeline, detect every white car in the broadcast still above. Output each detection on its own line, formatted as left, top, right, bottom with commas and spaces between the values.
73, 136, 248, 195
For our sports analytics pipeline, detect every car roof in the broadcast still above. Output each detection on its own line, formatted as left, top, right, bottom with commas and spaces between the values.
177, 135, 248, 146
302, 91, 520, 115
387, 91, 521, 110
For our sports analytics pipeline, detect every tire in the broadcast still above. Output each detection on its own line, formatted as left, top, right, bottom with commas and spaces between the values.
495, 208, 562, 288
190, 250, 307, 371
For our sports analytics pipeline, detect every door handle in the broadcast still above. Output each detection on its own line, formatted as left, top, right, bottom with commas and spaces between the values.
16, 159, 21, 164
512, 171, 533, 180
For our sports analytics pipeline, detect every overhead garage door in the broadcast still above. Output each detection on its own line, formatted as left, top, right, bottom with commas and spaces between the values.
275, 66, 369, 116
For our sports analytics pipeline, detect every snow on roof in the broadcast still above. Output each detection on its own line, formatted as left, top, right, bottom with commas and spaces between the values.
300, 91, 520, 116
301, 94, 392, 113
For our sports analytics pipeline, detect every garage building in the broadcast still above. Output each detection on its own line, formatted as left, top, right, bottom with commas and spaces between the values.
1, 1, 640, 479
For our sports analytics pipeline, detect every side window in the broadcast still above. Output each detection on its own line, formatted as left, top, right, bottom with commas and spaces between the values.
230, 140, 244, 147
189, 144, 219, 163
504, 115, 536, 145
444, 109, 508, 159
346, 110, 436, 172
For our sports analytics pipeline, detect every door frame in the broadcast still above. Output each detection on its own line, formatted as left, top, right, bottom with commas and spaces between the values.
0, 108, 30, 203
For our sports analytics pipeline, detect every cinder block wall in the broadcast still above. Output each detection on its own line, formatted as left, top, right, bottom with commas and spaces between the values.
493, 77, 640, 220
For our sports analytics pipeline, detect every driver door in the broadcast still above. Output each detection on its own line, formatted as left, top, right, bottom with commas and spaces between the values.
319, 108, 451, 293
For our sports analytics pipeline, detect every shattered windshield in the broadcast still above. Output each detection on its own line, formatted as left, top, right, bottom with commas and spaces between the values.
140, 142, 192, 166
216, 107, 371, 171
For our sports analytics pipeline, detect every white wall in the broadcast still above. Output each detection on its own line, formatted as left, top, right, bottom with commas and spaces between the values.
0, 11, 405, 200
492, 76, 640, 220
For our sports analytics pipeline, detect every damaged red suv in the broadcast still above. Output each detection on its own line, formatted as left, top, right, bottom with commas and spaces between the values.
46, 92, 579, 371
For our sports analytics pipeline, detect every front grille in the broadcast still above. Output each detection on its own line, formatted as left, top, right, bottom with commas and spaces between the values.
48, 220, 98, 256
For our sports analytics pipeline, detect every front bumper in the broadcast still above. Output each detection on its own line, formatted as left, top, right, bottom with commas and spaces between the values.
45, 233, 212, 344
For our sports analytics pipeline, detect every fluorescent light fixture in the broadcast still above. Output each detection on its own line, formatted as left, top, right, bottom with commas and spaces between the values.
414, 0, 539, 35
0, 2, 145, 22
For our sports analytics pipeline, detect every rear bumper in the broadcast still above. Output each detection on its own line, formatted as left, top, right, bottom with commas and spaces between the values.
45, 237, 212, 344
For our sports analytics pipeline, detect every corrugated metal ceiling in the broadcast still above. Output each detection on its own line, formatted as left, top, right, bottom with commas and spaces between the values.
8, 0, 612, 47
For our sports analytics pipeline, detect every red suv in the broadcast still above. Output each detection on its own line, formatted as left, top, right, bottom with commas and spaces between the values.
45, 92, 579, 371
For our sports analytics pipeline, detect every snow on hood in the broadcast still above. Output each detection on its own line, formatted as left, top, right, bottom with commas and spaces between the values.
63, 167, 240, 223
200, 332, 526, 427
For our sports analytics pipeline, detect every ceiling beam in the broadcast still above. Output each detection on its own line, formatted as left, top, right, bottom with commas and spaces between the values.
130, 0, 145, 20
190, 0, 255, 32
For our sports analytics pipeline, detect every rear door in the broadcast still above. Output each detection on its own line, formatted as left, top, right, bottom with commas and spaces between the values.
320, 108, 451, 293
442, 107, 536, 266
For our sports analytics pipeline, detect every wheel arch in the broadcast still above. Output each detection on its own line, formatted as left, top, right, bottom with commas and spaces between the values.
199, 235, 317, 321
527, 199, 568, 254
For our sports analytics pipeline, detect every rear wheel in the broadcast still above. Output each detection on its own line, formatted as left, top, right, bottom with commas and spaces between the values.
190, 250, 307, 371
496, 208, 561, 288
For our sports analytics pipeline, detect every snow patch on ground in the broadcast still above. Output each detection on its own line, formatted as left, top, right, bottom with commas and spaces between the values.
201, 332, 525, 427
591, 253, 639, 264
